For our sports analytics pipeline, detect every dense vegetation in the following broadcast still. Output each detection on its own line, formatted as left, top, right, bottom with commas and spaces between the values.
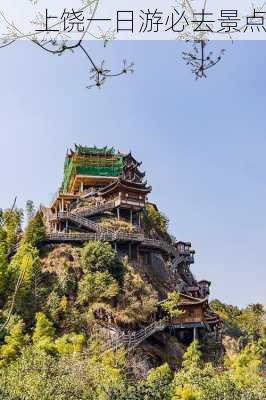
141, 203, 169, 238
210, 300, 265, 343
0, 206, 265, 399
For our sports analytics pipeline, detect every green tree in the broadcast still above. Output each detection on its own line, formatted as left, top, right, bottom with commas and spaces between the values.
55, 333, 85, 357
142, 203, 169, 236
0, 211, 8, 296
171, 384, 202, 400
236, 304, 265, 341
32, 312, 56, 354
7, 242, 40, 318
210, 299, 265, 342
81, 241, 123, 281
225, 342, 264, 386
172, 342, 266, 400
2, 208, 23, 249
0, 346, 92, 400
144, 363, 173, 400
161, 292, 183, 318
9, 243, 39, 286
78, 271, 119, 306
25, 200, 35, 223
116, 264, 157, 324
23, 211, 45, 247
87, 347, 127, 400
182, 340, 202, 370
1, 211, 43, 319
0, 321, 27, 365
33, 312, 55, 342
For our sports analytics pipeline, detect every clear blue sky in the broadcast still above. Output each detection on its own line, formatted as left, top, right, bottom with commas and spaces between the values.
0, 40, 265, 307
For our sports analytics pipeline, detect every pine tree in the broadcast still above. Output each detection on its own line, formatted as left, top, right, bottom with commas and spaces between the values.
32, 312, 55, 343
32, 312, 56, 354
23, 211, 45, 247
0, 321, 27, 364
182, 340, 202, 370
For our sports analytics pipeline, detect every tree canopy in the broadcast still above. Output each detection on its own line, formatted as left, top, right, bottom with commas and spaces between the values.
0, 206, 265, 400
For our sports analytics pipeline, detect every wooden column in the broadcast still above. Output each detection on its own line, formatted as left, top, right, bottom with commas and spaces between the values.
136, 245, 140, 263
117, 207, 120, 220
193, 327, 198, 341
128, 243, 132, 259
130, 210, 133, 225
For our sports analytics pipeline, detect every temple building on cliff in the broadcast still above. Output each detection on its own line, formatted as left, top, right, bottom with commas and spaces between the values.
41, 145, 220, 343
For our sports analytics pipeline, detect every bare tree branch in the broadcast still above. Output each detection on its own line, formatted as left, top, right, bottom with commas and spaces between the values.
0, 0, 133, 89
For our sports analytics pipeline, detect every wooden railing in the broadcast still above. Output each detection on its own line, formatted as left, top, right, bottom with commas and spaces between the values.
58, 212, 112, 234
74, 201, 116, 218
43, 231, 145, 243
42, 232, 179, 256
142, 238, 177, 256
43, 230, 193, 260
103, 318, 168, 352
42, 211, 190, 259
115, 232, 144, 242
171, 253, 194, 269
40, 206, 56, 222
44, 232, 115, 242
51, 189, 60, 205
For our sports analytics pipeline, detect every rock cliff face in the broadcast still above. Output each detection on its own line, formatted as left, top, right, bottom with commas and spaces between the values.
37, 242, 187, 370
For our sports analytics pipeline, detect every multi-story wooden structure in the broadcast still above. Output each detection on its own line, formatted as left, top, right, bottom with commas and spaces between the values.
41, 145, 220, 340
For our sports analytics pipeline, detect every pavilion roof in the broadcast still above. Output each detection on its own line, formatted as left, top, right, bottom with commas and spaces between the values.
99, 177, 152, 196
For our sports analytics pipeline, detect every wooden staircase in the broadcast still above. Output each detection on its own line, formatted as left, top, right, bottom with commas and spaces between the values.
103, 318, 168, 353
171, 253, 194, 270
58, 212, 111, 234
74, 201, 116, 218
